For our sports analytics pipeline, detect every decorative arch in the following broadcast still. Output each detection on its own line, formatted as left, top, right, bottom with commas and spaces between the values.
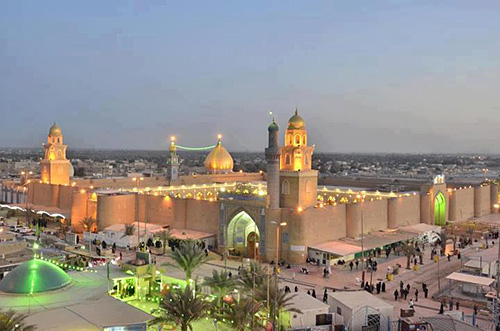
282, 180, 290, 195
294, 134, 301, 145
288, 134, 293, 145
434, 192, 446, 226
226, 210, 260, 259
285, 154, 291, 165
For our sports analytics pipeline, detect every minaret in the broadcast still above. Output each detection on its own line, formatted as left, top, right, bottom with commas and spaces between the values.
167, 136, 179, 182
40, 123, 70, 185
265, 117, 280, 209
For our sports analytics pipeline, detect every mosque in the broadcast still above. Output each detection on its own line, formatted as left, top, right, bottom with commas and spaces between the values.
1, 112, 499, 264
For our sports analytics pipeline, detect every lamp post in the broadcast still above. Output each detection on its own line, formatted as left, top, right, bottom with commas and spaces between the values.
270, 221, 287, 330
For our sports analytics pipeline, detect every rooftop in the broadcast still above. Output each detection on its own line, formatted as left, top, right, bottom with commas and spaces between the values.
328, 291, 393, 310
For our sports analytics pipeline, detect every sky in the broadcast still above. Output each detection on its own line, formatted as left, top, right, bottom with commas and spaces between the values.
1, 1, 500, 153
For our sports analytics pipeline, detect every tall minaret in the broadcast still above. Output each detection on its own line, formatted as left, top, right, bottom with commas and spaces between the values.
166, 136, 179, 182
265, 117, 280, 209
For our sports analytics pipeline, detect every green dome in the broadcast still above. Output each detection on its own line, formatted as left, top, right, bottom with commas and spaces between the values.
268, 120, 279, 132
0, 259, 71, 294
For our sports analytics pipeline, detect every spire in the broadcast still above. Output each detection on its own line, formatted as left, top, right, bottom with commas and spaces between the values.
295, 107, 298, 115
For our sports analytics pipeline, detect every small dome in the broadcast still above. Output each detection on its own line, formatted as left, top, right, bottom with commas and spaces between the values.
287, 109, 305, 130
49, 122, 62, 136
0, 259, 71, 294
268, 119, 279, 132
205, 141, 234, 172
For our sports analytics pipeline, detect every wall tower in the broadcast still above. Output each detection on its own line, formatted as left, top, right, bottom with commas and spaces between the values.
265, 118, 280, 209
40, 123, 70, 185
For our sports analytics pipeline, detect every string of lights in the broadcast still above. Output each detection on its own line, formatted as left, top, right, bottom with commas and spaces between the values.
175, 144, 216, 151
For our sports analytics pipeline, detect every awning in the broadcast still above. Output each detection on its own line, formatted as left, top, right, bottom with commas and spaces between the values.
446, 272, 495, 286
170, 228, 215, 240
2, 203, 70, 219
309, 241, 361, 257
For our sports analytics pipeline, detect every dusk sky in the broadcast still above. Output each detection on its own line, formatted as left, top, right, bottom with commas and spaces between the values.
1, 1, 500, 153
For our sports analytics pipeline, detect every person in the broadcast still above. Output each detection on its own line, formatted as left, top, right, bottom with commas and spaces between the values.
119, 251, 122, 260
447, 254, 451, 262
312, 289, 316, 298
406, 284, 411, 292
295, 286, 298, 293
457, 251, 461, 259
456, 301, 459, 310
323, 289, 328, 303
360, 281, 365, 289
400, 281, 404, 292
439, 302, 444, 314
473, 304, 478, 316
424, 287, 428, 299
381, 282, 386, 292
403, 289, 408, 300
292, 272, 296, 280
355, 259, 359, 270
376, 282, 381, 294
349, 261, 354, 271
307, 290, 311, 295
415, 289, 419, 302
394, 289, 399, 301
449, 299, 454, 311
422, 283, 426, 291
409, 299, 415, 310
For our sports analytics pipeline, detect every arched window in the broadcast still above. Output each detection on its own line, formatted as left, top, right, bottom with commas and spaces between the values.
305, 180, 312, 195
295, 134, 301, 145
282, 180, 290, 195
303, 134, 307, 145
288, 134, 293, 145
57, 138, 60, 143
285, 154, 291, 165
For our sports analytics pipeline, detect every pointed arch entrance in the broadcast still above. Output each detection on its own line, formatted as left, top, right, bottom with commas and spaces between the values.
434, 192, 446, 226
226, 211, 260, 259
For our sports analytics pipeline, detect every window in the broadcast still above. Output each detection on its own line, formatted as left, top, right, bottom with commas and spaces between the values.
305, 180, 312, 195
288, 134, 293, 145
295, 134, 301, 145
303, 134, 307, 145
282, 180, 290, 195
57, 138, 60, 143
305, 155, 309, 165
285, 154, 291, 165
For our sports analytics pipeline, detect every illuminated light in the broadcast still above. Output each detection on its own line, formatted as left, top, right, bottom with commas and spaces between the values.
132, 178, 137, 181
297, 206, 303, 213
494, 204, 500, 209
80, 189, 86, 194
217, 134, 222, 140
170, 135, 176, 142
90, 185, 94, 189
239, 170, 243, 173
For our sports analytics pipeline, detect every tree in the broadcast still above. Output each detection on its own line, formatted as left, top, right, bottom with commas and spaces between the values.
121, 224, 135, 238
221, 297, 263, 331
80, 217, 96, 233
203, 269, 238, 307
0, 309, 36, 330
437, 229, 449, 252
157, 230, 171, 255
153, 285, 210, 331
400, 241, 416, 270
169, 239, 211, 282
238, 261, 268, 291
256, 278, 301, 330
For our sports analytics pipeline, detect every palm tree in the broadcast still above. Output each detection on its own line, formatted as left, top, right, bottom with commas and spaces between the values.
121, 224, 136, 238
169, 239, 211, 282
437, 229, 449, 252
59, 220, 69, 239
80, 217, 95, 233
0, 309, 36, 330
25, 207, 35, 226
157, 230, 171, 255
203, 269, 238, 306
238, 261, 268, 291
400, 241, 416, 269
221, 297, 263, 331
256, 278, 301, 330
153, 285, 210, 331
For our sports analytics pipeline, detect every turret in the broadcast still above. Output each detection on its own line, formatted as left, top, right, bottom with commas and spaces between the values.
266, 118, 280, 209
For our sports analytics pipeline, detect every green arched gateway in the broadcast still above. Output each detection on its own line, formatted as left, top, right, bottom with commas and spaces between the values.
434, 192, 446, 226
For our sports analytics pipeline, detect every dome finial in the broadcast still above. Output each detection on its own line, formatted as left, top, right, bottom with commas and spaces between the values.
295, 107, 298, 115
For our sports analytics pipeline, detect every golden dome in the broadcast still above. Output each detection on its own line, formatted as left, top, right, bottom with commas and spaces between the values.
287, 109, 305, 130
49, 122, 62, 136
205, 141, 233, 172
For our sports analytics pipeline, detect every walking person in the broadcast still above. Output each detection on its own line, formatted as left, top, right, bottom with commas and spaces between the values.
349, 261, 354, 271
415, 289, 419, 302
439, 302, 444, 314
394, 289, 399, 301
355, 259, 359, 270
409, 299, 415, 311
381, 282, 386, 293
323, 289, 328, 303
424, 287, 428, 299
456, 301, 459, 310
449, 299, 454, 311
403, 289, 408, 300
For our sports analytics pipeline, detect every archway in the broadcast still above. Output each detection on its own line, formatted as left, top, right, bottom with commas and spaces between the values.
434, 192, 446, 226
226, 211, 260, 259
